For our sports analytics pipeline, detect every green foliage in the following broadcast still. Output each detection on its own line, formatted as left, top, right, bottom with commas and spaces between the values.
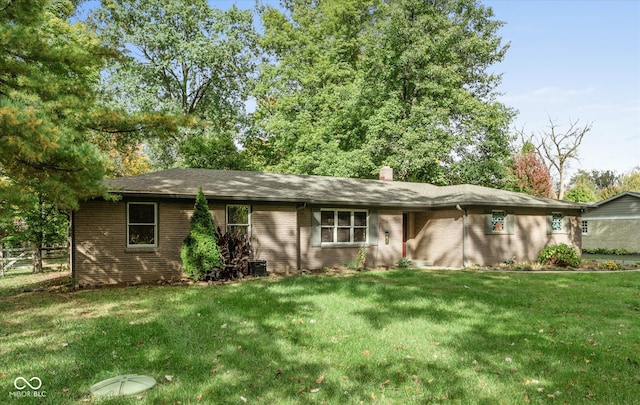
1, 195, 68, 249
563, 183, 597, 202
355, 247, 367, 270
620, 167, 640, 191
565, 168, 639, 202
397, 257, 412, 269
181, 189, 222, 280
599, 168, 640, 200
0, 0, 111, 210
90, 0, 257, 170
249, 0, 515, 186
598, 261, 621, 271
537, 244, 581, 267
583, 248, 637, 256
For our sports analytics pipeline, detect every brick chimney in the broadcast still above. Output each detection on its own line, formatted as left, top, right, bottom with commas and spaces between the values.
379, 166, 393, 182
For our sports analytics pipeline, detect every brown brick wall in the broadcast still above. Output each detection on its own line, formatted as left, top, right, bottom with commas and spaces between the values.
407, 210, 464, 267
465, 209, 580, 265
74, 200, 304, 283
73, 200, 194, 284
74, 199, 582, 283
375, 210, 403, 267
250, 205, 298, 272
407, 209, 581, 267
299, 208, 402, 271
582, 219, 640, 252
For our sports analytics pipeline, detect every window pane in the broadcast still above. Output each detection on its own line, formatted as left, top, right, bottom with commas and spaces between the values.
129, 225, 155, 245
321, 211, 334, 226
337, 228, 350, 242
353, 212, 367, 227
321, 228, 334, 243
227, 225, 248, 237
354, 228, 366, 242
492, 211, 505, 232
552, 213, 563, 231
129, 204, 155, 224
228, 206, 249, 225
338, 211, 351, 226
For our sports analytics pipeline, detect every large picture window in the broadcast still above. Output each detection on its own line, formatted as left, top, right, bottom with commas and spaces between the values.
127, 203, 157, 247
320, 210, 368, 244
227, 205, 250, 236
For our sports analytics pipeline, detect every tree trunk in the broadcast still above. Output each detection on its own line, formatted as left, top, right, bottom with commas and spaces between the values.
32, 243, 43, 274
558, 168, 566, 200
0, 243, 4, 277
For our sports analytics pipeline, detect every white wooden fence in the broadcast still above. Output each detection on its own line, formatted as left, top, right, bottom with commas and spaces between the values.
0, 246, 69, 275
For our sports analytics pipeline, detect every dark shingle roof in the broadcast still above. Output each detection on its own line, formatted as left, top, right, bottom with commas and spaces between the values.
104, 168, 581, 210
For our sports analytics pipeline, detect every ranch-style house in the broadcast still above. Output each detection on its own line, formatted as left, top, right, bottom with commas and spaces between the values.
71, 167, 583, 284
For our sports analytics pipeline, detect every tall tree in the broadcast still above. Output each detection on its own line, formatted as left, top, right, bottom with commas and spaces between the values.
564, 170, 598, 202
89, 0, 257, 170
248, 0, 514, 185
509, 142, 553, 197
2, 195, 69, 273
564, 186, 598, 203
519, 117, 592, 200
0, 0, 110, 211
589, 169, 620, 191
598, 167, 640, 200
620, 168, 640, 192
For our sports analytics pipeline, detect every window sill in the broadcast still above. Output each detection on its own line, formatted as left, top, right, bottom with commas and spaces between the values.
320, 243, 369, 248
125, 246, 158, 253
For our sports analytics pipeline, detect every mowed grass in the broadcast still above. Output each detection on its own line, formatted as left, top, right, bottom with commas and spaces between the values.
1, 269, 640, 404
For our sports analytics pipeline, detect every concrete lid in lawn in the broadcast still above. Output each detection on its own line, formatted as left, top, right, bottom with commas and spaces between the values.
90, 374, 156, 397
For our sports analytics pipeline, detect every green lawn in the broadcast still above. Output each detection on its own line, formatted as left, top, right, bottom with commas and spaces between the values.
1, 269, 639, 404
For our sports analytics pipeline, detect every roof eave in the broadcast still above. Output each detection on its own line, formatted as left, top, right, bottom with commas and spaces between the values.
106, 190, 435, 209
107, 190, 582, 211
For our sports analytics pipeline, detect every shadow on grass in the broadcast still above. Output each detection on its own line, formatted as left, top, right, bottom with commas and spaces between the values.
1, 270, 639, 404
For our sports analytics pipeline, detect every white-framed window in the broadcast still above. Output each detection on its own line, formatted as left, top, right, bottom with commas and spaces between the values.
320, 209, 368, 244
127, 202, 157, 247
226, 205, 250, 236
491, 210, 506, 233
582, 220, 588, 234
551, 212, 563, 232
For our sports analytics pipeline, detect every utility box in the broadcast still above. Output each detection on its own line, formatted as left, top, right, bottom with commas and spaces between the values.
249, 260, 267, 277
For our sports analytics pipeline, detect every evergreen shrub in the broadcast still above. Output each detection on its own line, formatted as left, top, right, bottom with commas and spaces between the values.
181, 188, 222, 280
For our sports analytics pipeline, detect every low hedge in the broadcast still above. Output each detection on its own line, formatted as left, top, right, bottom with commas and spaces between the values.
582, 248, 640, 256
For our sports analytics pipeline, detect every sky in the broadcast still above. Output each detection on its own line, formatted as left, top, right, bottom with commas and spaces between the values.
483, 0, 640, 178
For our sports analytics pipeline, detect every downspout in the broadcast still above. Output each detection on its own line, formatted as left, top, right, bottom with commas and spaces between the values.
456, 205, 467, 268
296, 203, 306, 273
70, 210, 75, 281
